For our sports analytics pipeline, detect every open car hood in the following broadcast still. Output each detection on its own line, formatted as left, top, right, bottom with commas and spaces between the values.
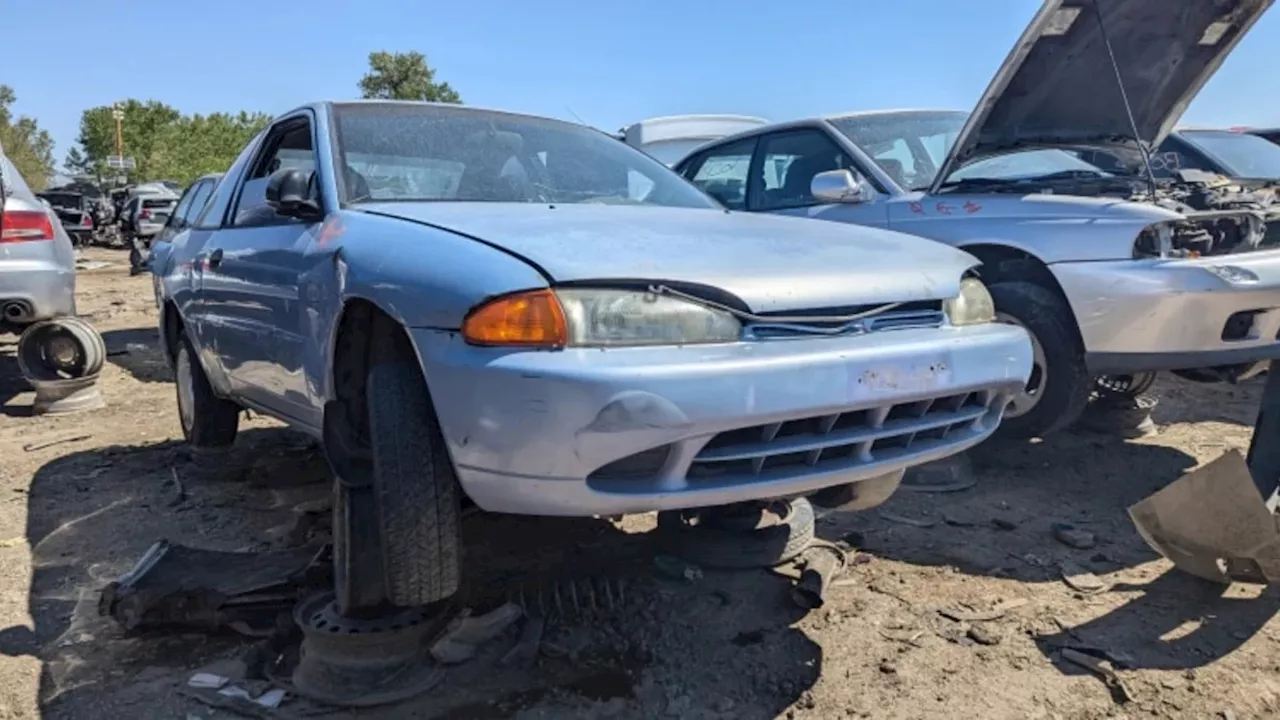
931, 0, 1272, 192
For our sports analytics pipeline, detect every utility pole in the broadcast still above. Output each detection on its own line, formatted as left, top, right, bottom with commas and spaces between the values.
111, 103, 124, 158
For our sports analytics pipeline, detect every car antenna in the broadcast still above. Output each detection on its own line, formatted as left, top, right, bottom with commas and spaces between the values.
564, 106, 588, 126
1090, 0, 1159, 199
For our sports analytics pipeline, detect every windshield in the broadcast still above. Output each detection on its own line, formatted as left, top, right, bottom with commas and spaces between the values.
829, 110, 1109, 188
1179, 130, 1280, 180
333, 104, 717, 208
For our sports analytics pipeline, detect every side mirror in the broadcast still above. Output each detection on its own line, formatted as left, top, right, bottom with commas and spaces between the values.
811, 169, 868, 204
265, 168, 322, 221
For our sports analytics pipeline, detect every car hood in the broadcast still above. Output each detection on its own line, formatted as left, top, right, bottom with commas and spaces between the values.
932, 0, 1271, 192
357, 202, 979, 313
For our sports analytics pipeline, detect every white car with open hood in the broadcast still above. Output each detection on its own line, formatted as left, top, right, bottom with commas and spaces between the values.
673, 0, 1277, 439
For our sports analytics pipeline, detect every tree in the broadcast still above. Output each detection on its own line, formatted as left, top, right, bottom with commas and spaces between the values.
358, 51, 461, 103
146, 111, 271, 184
0, 85, 56, 190
73, 99, 181, 180
69, 101, 268, 185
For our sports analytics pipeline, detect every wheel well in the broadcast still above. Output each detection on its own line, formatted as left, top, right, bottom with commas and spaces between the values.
324, 300, 424, 485
963, 244, 1070, 305
162, 301, 183, 366
963, 243, 1088, 355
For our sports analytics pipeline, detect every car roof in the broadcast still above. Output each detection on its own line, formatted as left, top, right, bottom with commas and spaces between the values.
284, 99, 597, 132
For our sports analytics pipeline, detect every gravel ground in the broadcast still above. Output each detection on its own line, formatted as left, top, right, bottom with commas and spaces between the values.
2, 249, 1280, 720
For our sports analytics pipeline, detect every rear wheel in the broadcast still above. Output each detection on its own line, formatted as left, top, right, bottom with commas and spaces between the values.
989, 281, 1091, 439
363, 352, 461, 607
174, 332, 240, 450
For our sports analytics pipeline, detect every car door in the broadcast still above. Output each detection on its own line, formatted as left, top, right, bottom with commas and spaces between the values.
201, 113, 322, 426
747, 128, 890, 227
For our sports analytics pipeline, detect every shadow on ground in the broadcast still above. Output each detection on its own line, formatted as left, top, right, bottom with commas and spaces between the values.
101, 328, 170, 384
0, 337, 32, 418
814, 414, 1280, 682
0, 426, 821, 718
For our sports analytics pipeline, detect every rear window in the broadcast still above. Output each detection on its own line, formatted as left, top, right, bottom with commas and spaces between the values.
143, 199, 175, 209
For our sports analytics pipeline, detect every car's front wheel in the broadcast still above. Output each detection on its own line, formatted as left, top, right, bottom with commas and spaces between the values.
360, 355, 461, 608
174, 332, 240, 450
988, 281, 1091, 439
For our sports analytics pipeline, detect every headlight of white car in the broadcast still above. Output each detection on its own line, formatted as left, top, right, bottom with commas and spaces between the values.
943, 277, 996, 326
557, 288, 741, 347
462, 288, 742, 348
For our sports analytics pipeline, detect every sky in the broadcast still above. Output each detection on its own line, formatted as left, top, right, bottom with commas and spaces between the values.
1, 0, 1277, 173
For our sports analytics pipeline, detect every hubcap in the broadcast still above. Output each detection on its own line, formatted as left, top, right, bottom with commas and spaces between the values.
176, 348, 195, 433
995, 312, 1048, 418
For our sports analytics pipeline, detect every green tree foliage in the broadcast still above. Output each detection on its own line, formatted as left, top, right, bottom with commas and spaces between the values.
0, 85, 56, 190
147, 112, 271, 184
73, 99, 180, 181
358, 51, 461, 103
70, 101, 270, 185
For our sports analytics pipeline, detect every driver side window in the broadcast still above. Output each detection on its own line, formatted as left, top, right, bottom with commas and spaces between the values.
232, 118, 318, 227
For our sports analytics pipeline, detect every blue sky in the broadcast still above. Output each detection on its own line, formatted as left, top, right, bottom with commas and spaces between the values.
2, 0, 1276, 170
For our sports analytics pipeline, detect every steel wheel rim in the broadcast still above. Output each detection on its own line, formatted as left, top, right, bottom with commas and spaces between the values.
176, 347, 195, 433
995, 312, 1047, 418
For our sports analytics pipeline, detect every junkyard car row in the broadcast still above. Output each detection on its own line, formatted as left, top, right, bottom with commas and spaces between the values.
5, 0, 1276, 618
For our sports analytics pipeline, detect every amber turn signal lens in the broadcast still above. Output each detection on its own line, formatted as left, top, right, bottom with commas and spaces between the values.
462, 289, 568, 348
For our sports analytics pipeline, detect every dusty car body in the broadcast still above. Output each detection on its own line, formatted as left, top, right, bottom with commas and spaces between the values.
675, 0, 1275, 438
149, 100, 1033, 608
0, 147, 77, 332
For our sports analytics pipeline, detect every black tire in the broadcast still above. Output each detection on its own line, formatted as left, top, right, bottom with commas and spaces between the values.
365, 359, 461, 607
174, 332, 240, 449
655, 498, 815, 569
988, 281, 1091, 439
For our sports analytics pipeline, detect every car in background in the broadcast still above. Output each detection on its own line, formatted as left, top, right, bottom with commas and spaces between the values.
0, 146, 77, 333
36, 189, 95, 247
150, 99, 1033, 610
673, 0, 1274, 439
1076, 128, 1280, 184
1243, 127, 1280, 147
123, 193, 179, 273
142, 172, 222, 277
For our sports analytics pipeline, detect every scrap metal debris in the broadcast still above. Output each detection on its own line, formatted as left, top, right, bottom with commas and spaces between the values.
1130, 449, 1280, 584
98, 540, 326, 634
1059, 560, 1109, 595
21, 433, 92, 452
878, 510, 938, 528
790, 543, 848, 610
1060, 647, 1135, 703
430, 603, 524, 665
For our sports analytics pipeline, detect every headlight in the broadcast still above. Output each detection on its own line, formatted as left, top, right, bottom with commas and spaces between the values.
462, 288, 741, 348
944, 277, 996, 326
557, 288, 741, 347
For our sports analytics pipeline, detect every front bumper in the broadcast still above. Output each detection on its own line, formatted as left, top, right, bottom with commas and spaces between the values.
0, 259, 76, 325
413, 324, 1033, 516
1053, 251, 1280, 374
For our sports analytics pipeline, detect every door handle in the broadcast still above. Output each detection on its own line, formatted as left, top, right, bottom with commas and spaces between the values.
208, 248, 224, 267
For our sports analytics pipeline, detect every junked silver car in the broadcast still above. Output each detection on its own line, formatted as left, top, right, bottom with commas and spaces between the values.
149, 100, 1033, 608
0, 146, 77, 332
675, 0, 1275, 438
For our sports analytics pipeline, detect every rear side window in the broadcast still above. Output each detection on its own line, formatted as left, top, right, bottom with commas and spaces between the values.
183, 180, 216, 223
683, 137, 756, 210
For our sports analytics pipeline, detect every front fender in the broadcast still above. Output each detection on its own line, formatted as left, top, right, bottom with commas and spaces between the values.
887, 193, 1181, 263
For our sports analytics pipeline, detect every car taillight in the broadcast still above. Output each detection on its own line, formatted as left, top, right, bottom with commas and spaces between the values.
0, 210, 56, 243
139, 209, 152, 220
81, 214, 93, 228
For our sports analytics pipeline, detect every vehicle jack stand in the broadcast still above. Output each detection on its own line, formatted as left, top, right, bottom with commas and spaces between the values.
1128, 361, 1280, 584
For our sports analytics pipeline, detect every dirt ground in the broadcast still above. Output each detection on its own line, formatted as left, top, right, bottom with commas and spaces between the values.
3, 248, 1280, 720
